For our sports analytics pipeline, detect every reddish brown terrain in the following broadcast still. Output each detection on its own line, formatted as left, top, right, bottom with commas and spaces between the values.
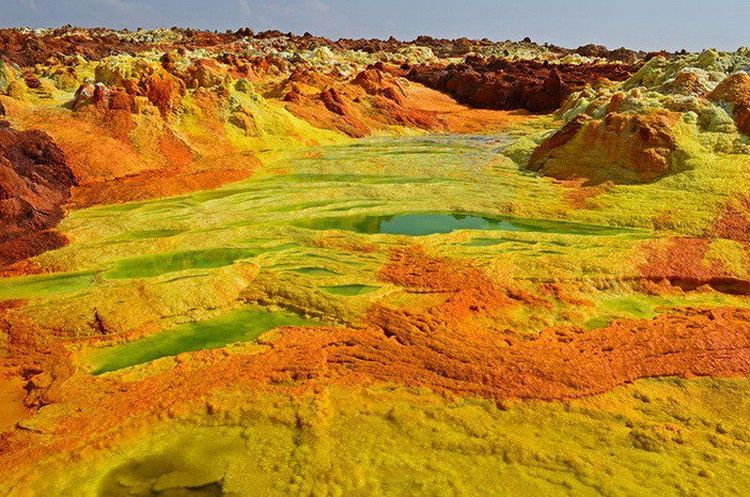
406, 56, 637, 112
0, 120, 75, 265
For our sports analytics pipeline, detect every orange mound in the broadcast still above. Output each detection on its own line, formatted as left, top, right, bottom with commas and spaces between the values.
708, 72, 750, 135
528, 112, 679, 184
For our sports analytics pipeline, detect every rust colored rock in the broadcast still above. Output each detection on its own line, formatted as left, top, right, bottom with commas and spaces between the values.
708, 72, 750, 135
182, 58, 225, 89
352, 67, 387, 91
92, 82, 108, 107
533, 115, 588, 154
661, 70, 709, 96
528, 112, 679, 184
140, 71, 183, 116
159, 51, 179, 73
319, 87, 349, 116
353, 67, 407, 105
318, 87, 369, 137
78, 67, 183, 117
0, 231, 68, 267
0, 29, 138, 67
406, 57, 637, 113
288, 66, 334, 88
72, 82, 96, 110
0, 28, 242, 68
283, 87, 303, 103
712, 196, 750, 242
575, 44, 639, 63
22, 72, 41, 89
640, 237, 738, 291
0, 121, 75, 265
107, 87, 136, 112
526, 67, 565, 113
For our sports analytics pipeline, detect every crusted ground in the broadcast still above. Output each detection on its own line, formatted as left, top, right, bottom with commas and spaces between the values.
1, 27, 750, 497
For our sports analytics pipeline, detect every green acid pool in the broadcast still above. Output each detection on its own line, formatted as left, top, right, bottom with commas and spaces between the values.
105, 248, 255, 280
295, 213, 629, 237
88, 307, 315, 374
322, 284, 379, 296
0, 270, 97, 300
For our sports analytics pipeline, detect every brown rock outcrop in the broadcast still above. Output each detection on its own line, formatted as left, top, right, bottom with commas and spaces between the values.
0, 121, 75, 265
575, 44, 639, 63
406, 56, 637, 113
352, 67, 406, 105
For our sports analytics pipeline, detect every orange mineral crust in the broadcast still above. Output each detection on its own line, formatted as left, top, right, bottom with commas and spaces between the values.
3, 247, 750, 477
712, 195, 750, 243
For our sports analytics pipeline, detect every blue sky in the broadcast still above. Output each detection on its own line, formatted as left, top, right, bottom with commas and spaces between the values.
2, 0, 748, 52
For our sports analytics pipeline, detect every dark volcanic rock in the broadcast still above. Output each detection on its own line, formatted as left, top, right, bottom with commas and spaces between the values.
575, 44, 639, 63
406, 56, 638, 113
0, 28, 239, 67
0, 120, 76, 265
